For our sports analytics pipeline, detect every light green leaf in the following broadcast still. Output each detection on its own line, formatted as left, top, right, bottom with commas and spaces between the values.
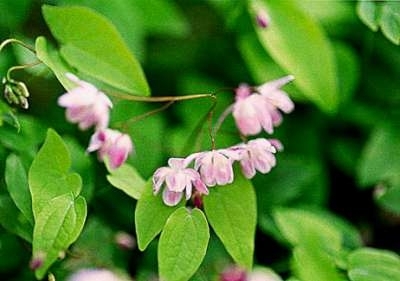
29, 129, 82, 219
35, 36, 76, 90
106, 162, 146, 200
356, 0, 379, 31
33, 193, 87, 279
203, 171, 256, 269
0, 195, 33, 242
5, 154, 34, 224
237, 33, 305, 101
293, 245, 345, 281
250, 0, 339, 113
357, 125, 400, 187
42, 5, 150, 95
158, 207, 209, 281
135, 181, 182, 251
348, 247, 400, 281
380, 2, 400, 45
273, 208, 342, 252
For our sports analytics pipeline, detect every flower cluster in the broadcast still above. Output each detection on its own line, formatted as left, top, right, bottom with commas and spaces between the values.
152, 76, 293, 206
58, 73, 133, 169
153, 138, 280, 206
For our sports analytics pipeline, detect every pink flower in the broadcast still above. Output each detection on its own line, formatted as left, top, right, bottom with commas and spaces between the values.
67, 268, 124, 281
234, 138, 277, 179
232, 76, 294, 136
58, 73, 112, 130
153, 158, 208, 206
193, 149, 239, 187
87, 129, 133, 169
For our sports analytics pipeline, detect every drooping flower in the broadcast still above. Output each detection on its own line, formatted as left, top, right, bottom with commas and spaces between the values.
153, 158, 208, 206
193, 149, 240, 187
234, 138, 278, 179
58, 73, 112, 130
87, 129, 133, 169
232, 76, 294, 136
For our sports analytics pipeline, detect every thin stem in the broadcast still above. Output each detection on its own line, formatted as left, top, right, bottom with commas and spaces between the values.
212, 104, 233, 139
108, 90, 214, 103
6, 61, 42, 80
115, 101, 175, 131
0, 38, 36, 54
207, 96, 218, 150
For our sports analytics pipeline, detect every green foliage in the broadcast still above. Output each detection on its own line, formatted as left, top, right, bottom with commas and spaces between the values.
135, 181, 183, 251
251, 0, 339, 113
35, 37, 76, 90
347, 248, 400, 281
106, 162, 146, 200
357, 0, 400, 45
5, 154, 33, 224
203, 171, 257, 269
158, 207, 209, 281
42, 5, 150, 95
1, 1, 400, 280
29, 129, 87, 279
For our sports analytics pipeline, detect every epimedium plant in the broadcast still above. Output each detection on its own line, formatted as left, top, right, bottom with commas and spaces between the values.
0, 1, 400, 281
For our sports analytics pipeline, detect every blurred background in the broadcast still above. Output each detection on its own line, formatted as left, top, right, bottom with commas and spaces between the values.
0, 0, 399, 280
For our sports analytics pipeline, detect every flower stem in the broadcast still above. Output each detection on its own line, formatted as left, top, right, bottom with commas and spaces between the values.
0, 38, 36, 54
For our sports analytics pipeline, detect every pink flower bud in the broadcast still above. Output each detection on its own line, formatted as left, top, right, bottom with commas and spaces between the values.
58, 73, 112, 130
232, 76, 294, 136
87, 129, 133, 169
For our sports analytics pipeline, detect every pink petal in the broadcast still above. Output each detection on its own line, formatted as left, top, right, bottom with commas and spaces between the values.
162, 189, 183, 206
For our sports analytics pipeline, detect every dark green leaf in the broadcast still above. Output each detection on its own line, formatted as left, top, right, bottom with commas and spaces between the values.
251, 0, 339, 113
158, 207, 209, 281
5, 154, 34, 224
203, 171, 256, 269
42, 5, 150, 95
135, 181, 182, 251
33, 193, 87, 279
0, 195, 33, 242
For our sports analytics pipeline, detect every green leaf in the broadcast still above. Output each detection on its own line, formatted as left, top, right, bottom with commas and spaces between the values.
106, 162, 146, 200
348, 247, 400, 281
273, 208, 342, 252
250, 0, 339, 113
42, 5, 150, 95
357, 0, 379, 31
135, 181, 182, 251
158, 207, 209, 281
357, 125, 400, 187
380, 2, 400, 45
33, 193, 87, 279
35, 36, 76, 90
29, 129, 82, 219
237, 33, 305, 101
0, 195, 33, 242
292, 245, 345, 281
203, 171, 256, 269
133, 0, 190, 36
5, 154, 34, 224
375, 177, 400, 214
